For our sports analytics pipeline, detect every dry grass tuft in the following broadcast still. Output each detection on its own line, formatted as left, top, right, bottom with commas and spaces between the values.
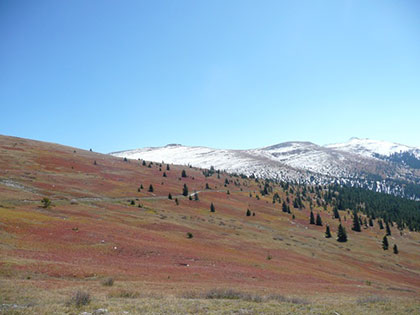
101, 277, 114, 287
66, 290, 91, 307
108, 289, 139, 299
357, 295, 389, 304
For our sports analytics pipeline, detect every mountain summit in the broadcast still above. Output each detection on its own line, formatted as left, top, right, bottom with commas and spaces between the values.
111, 139, 420, 199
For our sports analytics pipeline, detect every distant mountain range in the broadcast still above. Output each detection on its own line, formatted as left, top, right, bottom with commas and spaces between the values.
111, 138, 420, 200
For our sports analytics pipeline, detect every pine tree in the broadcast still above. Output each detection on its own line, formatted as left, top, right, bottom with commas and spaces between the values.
382, 235, 389, 250
316, 213, 323, 226
352, 212, 361, 232
378, 219, 384, 230
393, 244, 398, 254
163, 172, 167, 177
333, 206, 340, 220
166, 164, 170, 171
310, 211, 315, 224
369, 218, 374, 227
210, 202, 215, 212
194, 193, 199, 201
182, 184, 188, 196
337, 224, 347, 242
148, 184, 154, 192
142, 160, 146, 166
386, 222, 391, 236
168, 193, 172, 200
325, 225, 331, 238
181, 170, 187, 178
246, 209, 251, 216
282, 201, 288, 213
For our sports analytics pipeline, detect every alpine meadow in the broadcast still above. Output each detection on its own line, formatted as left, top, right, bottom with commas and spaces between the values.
1, 1, 420, 314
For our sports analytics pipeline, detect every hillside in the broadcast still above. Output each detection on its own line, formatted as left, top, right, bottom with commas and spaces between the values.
1, 135, 420, 314
112, 138, 420, 200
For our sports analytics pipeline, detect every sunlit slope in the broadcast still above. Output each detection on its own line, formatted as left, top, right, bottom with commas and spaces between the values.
1, 134, 420, 299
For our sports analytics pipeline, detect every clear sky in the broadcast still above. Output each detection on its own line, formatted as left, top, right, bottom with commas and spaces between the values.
1, 0, 420, 153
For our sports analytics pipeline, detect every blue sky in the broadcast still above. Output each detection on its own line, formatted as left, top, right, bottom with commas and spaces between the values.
1, 0, 419, 153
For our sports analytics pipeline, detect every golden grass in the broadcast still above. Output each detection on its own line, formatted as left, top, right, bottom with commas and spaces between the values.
0, 279, 419, 315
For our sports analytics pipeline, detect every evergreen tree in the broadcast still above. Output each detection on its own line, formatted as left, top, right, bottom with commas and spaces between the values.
194, 193, 199, 201
382, 235, 389, 250
175, 198, 179, 205
246, 209, 251, 216
282, 201, 288, 213
378, 219, 384, 230
386, 222, 391, 236
210, 202, 215, 212
140, 184, 144, 189
182, 184, 188, 196
166, 164, 170, 171
316, 213, 323, 226
325, 225, 331, 238
181, 170, 187, 178
333, 206, 340, 220
352, 212, 361, 232
148, 184, 154, 192
168, 193, 172, 200
369, 218, 374, 227
310, 211, 315, 224
337, 224, 348, 242
206, 183, 210, 189
163, 172, 167, 177
142, 160, 146, 166
393, 244, 399, 254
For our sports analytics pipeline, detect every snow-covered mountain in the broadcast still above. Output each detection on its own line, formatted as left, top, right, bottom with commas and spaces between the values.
326, 137, 420, 159
111, 138, 420, 199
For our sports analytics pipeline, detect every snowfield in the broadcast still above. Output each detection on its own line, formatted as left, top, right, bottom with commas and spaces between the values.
110, 138, 420, 199
326, 137, 420, 158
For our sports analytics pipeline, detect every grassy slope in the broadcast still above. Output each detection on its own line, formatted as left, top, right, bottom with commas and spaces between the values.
0, 135, 420, 314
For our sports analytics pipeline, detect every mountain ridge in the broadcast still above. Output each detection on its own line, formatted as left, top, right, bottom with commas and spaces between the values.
111, 138, 420, 200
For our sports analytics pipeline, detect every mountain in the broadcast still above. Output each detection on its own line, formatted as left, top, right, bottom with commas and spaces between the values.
111, 138, 420, 199
326, 137, 420, 159
2, 134, 420, 313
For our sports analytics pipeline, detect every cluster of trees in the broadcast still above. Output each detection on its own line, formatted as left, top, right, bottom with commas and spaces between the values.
134, 163, 414, 254
309, 211, 322, 226
323, 223, 347, 242
330, 185, 420, 231
382, 235, 398, 254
